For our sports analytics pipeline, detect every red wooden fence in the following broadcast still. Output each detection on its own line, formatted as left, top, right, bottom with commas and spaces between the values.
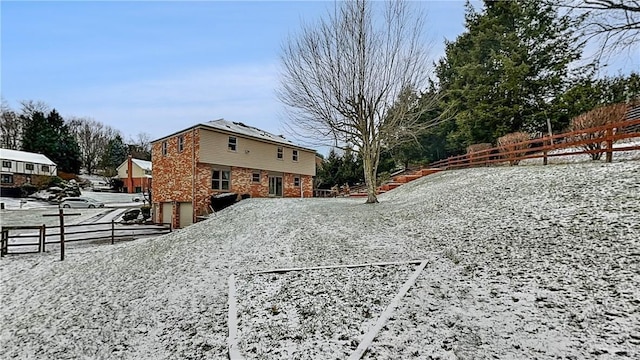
429, 117, 640, 169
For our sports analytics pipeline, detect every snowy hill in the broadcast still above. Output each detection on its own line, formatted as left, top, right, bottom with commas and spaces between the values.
1, 160, 639, 359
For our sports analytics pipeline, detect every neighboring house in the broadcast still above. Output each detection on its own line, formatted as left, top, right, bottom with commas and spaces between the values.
151, 119, 316, 228
0, 148, 57, 196
116, 156, 152, 193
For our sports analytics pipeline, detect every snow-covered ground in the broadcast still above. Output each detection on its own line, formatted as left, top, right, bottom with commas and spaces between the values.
1, 160, 639, 359
520, 137, 640, 165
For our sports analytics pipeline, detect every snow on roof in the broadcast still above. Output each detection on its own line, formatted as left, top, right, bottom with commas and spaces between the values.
200, 119, 314, 152
132, 158, 152, 171
0, 148, 56, 166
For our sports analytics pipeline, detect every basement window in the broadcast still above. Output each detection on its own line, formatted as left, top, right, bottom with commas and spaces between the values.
252, 171, 261, 183
292, 150, 298, 162
212, 169, 230, 190
294, 176, 300, 187
277, 147, 283, 160
228, 136, 237, 152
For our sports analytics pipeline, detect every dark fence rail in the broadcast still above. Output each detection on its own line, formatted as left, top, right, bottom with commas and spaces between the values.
1, 220, 172, 257
429, 118, 640, 169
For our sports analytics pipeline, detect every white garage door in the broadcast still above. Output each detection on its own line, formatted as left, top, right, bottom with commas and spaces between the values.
161, 202, 172, 225
179, 202, 193, 228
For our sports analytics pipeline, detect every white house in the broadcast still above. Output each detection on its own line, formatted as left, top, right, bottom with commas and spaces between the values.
0, 149, 57, 193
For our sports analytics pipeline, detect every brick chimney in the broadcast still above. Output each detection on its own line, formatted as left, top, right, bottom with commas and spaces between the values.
127, 155, 133, 193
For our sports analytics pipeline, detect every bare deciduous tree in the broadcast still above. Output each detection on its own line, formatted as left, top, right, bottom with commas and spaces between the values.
128, 132, 152, 160
278, 0, 444, 203
19, 100, 50, 119
68, 117, 119, 175
0, 99, 22, 150
551, 0, 640, 61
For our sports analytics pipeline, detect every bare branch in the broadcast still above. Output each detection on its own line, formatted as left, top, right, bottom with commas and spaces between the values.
278, 0, 444, 203
549, 0, 640, 62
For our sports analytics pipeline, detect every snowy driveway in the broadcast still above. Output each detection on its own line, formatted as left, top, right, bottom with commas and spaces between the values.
1, 161, 639, 359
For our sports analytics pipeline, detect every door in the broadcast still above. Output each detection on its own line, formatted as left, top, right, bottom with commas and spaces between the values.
161, 202, 172, 225
269, 176, 283, 197
179, 202, 193, 228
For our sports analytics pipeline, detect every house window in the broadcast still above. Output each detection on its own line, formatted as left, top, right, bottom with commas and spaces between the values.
144, 170, 151, 175
162, 141, 168, 156
178, 135, 185, 152
25, 163, 34, 171
1, 161, 11, 168
212, 169, 230, 190
277, 147, 283, 160
292, 150, 299, 162
252, 171, 261, 183
294, 176, 300, 187
41, 165, 50, 173
1, 174, 13, 184
228, 136, 237, 151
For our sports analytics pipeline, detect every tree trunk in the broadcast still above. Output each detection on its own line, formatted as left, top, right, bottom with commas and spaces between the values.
362, 150, 378, 204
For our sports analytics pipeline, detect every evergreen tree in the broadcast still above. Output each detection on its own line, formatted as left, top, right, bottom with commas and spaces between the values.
553, 72, 640, 130
21, 109, 82, 173
436, 0, 584, 153
100, 134, 128, 176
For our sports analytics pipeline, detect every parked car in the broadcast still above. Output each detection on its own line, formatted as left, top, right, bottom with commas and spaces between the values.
59, 197, 105, 208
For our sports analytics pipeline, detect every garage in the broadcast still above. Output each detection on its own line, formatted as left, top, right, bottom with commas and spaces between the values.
161, 202, 172, 225
178, 202, 193, 228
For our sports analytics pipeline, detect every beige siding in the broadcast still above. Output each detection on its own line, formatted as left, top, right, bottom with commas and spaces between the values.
199, 129, 315, 176
130, 165, 147, 178
116, 163, 127, 179
117, 162, 148, 179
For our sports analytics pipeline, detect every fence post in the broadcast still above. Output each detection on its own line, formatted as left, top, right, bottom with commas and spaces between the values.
1, 228, 6, 257
543, 137, 548, 166
39, 225, 44, 253
59, 208, 65, 261
605, 128, 613, 163
111, 219, 115, 245
42, 224, 46, 252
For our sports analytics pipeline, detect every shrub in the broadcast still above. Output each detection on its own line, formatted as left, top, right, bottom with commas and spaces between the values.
20, 183, 38, 196
48, 176, 64, 188
569, 102, 627, 160
140, 205, 151, 220
497, 132, 530, 166
57, 171, 77, 181
466, 143, 493, 165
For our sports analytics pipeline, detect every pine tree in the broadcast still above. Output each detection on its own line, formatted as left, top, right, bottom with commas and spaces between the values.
436, 0, 584, 153
21, 109, 82, 173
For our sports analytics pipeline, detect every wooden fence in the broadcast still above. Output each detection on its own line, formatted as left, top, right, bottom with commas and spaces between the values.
429, 118, 640, 169
1, 220, 172, 257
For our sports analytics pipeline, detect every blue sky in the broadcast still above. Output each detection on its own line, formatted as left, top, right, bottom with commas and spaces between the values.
1, 0, 638, 149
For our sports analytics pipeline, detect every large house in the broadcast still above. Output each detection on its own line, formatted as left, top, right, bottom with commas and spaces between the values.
0, 149, 57, 196
116, 156, 152, 193
151, 119, 316, 228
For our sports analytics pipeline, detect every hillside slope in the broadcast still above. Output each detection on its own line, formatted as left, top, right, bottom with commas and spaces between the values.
1, 161, 639, 359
